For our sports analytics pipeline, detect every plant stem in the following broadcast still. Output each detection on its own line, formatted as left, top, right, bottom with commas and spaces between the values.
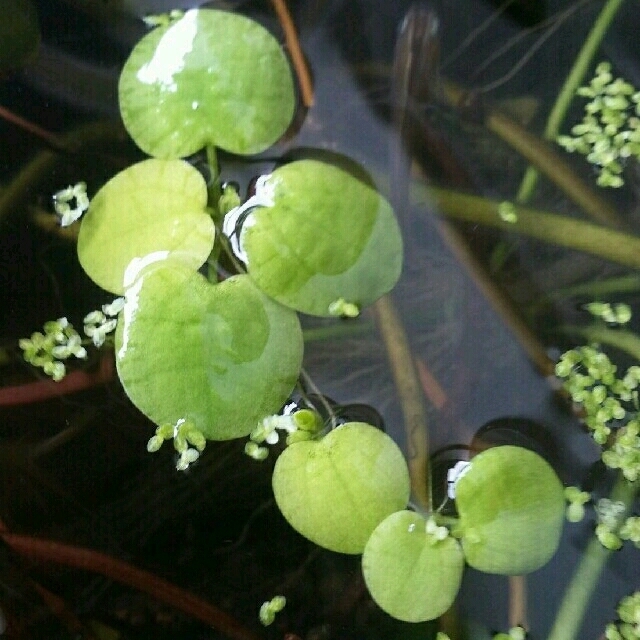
373, 295, 432, 512
517, 0, 626, 203
546, 475, 637, 640
560, 324, 640, 361
419, 186, 640, 270
441, 82, 623, 229
269, 0, 314, 107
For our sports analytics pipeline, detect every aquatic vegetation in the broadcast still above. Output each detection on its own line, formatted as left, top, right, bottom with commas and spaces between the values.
5, 1, 639, 638
557, 62, 640, 188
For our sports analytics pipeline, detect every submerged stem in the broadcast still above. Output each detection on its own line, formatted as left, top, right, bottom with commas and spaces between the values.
546, 476, 637, 640
517, 0, 626, 203
373, 295, 432, 512
420, 186, 640, 271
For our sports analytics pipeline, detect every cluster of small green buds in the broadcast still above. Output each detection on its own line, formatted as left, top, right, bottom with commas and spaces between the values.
244, 408, 323, 460
493, 627, 527, 640
142, 9, 184, 28
218, 182, 242, 217
19, 318, 87, 381
557, 62, 640, 188
619, 516, 640, 548
83, 298, 124, 347
53, 182, 89, 227
584, 302, 633, 325
498, 201, 518, 223
602, 419, 640, 482
595, 498, 626, 550
328, 298, 360, 318
605, 591, 640, 640
555, 345, 630, 444
147, 419, 206, 471
259, 595, 286, 626
425, 516, 449, 544
564, 486, 591, 522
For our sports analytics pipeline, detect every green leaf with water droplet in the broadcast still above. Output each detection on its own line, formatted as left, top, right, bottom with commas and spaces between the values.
242, 160, 403, 316
115, 264, 303, 440
118, 8, 295, 158
272, 422, 410, 553
77, 159, 215, 295
362, 510, 464, 622
455, 445, 565, 574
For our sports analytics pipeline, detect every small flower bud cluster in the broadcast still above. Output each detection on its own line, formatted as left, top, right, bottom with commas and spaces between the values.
84, 298, 124, 347
583, 302, 632, 325
142, 9, 184, 28
53, 182, 90, 227
19, 318, 87, 381
605, 591, 640, 640
425, 516, 449, 544
244, 408, 323, 460
619, 516, 640, 548
564, 486, 591, 522
557, 62, 640, 188
595, 498, 626, 551
555, 341, 640, 483
259, 595, 286, 626
147, 419, 206, 471
328, 297, 360, 318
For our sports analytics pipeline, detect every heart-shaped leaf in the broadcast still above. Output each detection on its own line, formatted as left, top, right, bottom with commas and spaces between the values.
362, 510, 464, 622
118, 8, 295, 158
78, 159, 215, 295
454, 445, 565, 575
240, 160, 403, 316
115, 263, 303, 440
272, 422, 410, 554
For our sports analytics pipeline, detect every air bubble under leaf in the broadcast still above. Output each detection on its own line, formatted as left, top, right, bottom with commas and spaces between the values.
362, 510, 464, 622
455, 445, 565, 575
272, 422, 410, 553
118, 8, 295, 158
115, 263, 303, 440
241, 160, 403, 316
77, 159, 215, 295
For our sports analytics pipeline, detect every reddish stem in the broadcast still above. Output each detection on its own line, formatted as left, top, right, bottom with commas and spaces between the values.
0, 354, 114, 406
0, 520, 261, 640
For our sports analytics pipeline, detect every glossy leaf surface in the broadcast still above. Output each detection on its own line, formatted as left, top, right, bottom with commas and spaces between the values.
78, 159, 214, 295
362, 511, 464, 622
118, 9, 295, 157
242, 160, 403, 316
115, 264, 303, 440
272, 422, 410, 553
455, 445, 565, 574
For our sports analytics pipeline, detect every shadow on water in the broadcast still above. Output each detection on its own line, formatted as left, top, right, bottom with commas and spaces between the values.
1, 0, 639, 638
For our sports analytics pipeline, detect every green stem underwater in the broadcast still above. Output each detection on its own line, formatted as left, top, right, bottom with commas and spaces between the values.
546, 476, 637, 640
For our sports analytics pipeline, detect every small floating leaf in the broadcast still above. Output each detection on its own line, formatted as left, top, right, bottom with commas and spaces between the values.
78, 159, 214, 295
455, 445, 565, 574
118, 8, 295, 158
241, 160, 403, 316
115, 264, 303, 440
272, 422, 410, 553
362, 510, 464, 622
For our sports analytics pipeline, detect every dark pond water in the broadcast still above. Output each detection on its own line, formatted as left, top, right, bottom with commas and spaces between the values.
1, 0, 638, 638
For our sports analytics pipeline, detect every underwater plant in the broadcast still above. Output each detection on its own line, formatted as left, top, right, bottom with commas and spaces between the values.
7, 2, 639, 639
11, 5, 572, 631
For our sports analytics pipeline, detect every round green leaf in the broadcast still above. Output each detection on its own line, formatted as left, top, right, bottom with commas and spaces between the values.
115, 264, 303, 440
78, 159, 215, 295
241, 160, 403, 316
118, 8, 295, 158
454, 445, 565, 575
362, 511, 464, 622
272, 422, 410, 554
